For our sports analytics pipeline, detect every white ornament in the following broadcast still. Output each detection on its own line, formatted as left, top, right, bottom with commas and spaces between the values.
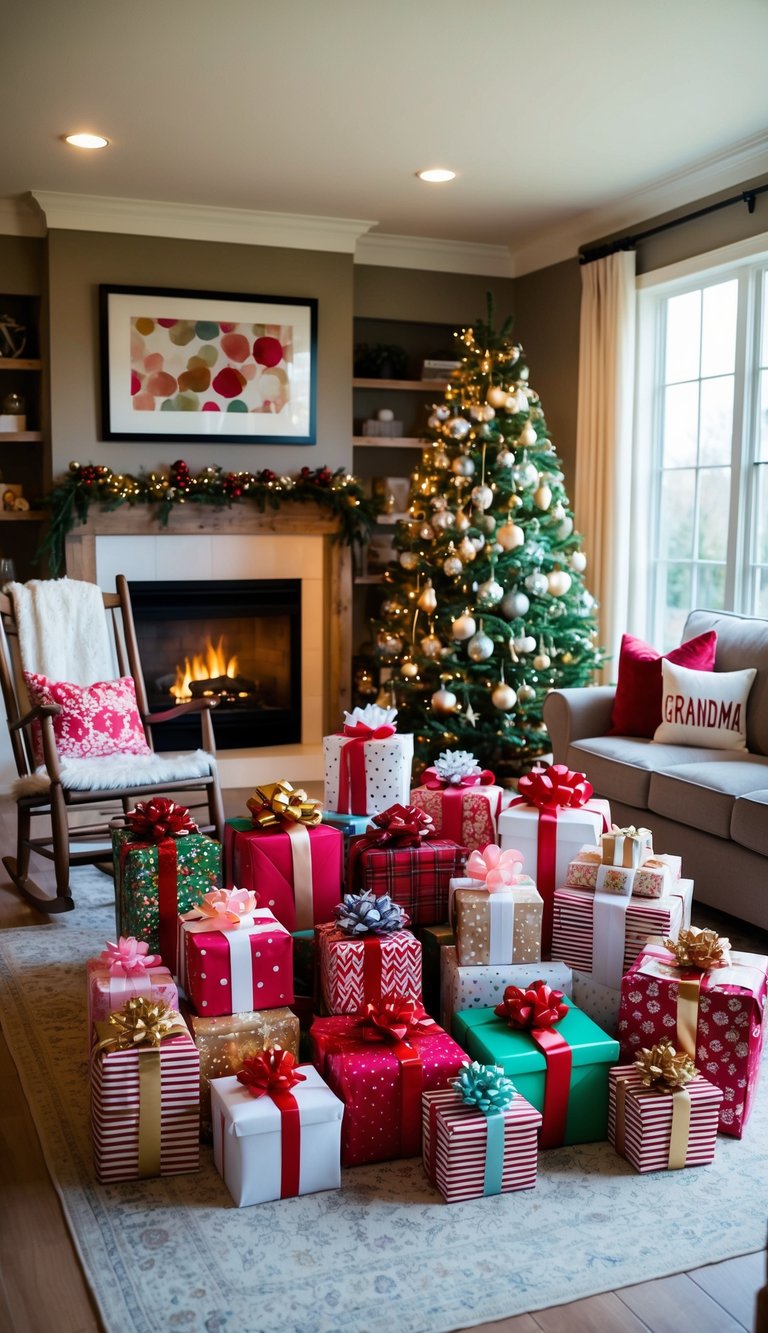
496, 448, 516, 468
513, 634, 537, 654
477, 577, 504, 607
557, 516, 574, 539
470, 483, 494, 510
571, 550, 587, 572
467, 630, 494, 662
451, 612, 477, 640
512, 457, 539, 489
431, 510, 453, 532
431, 688, 458, 713
533, 483, 552, 510
548, 568, 572, 597
518, 421, 537, 447
533, 648, 552, 670
551, 502, 566, 522
491, 682, 517, 711
443, 553, 463, 577
470, 533, 486, 552
496, 520, 525, 551
500, 590, 530, 619
486, 385, 508, 408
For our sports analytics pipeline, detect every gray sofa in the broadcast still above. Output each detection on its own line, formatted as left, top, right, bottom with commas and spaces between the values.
543, 609, 768, 929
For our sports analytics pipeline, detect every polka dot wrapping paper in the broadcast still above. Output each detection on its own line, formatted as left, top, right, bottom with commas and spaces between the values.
454, 880, 543, 967
618, 944, 768, 1138
323, 733, 414, 816
112, 828, 222, 964
181, 908, 295, 1017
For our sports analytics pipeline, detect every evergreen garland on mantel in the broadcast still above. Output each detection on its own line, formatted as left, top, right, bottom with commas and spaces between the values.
41, 459, 382, 576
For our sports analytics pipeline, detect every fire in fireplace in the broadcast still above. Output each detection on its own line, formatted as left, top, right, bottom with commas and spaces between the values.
128, 580, 302, 751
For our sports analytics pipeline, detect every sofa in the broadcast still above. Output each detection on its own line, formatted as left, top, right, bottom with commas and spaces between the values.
543, 609, 768, 929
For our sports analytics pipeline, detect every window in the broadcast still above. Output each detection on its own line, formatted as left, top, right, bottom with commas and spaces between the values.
638, 248, 768, 649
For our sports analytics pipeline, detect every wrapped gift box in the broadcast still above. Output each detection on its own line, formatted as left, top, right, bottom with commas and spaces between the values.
180, 907, 294, 1018
86, 944, 178, 1029
441, 946, 572, 1030
550, 878, 694, 990
454, 879, 542, 967
90, 1015, 200, 1183
453, 1002, 619, 1145
323, 727, 414, 816
321, 812, 373, 884
601, 826, 653, 868
423, 1085, 542, 1202
224, 820, 343, 932
565, 846, 682, 900
211, 1064, 344, 1206
608, 1064, 722, 1172
618, 944, 768, 1138
418, 924, 455, 1020
349, 837, 467, 927
409, 783, 503, 854
293, 929, 316, 999
317, 922, 422, 1014
189, 1005, 300, 1133
311, 1013, 466, 1166
112, 827, 221, 968
572, 969, 621, 1037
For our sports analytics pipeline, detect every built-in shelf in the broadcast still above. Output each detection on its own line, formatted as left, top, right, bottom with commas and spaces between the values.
0, 359, 41, 372
376, 512, 408, 525
353, 378, 449, 392
0, 510, 45, 521
0, 431, 43, 443
354, 575, 384, 585
353, 436, 425, 449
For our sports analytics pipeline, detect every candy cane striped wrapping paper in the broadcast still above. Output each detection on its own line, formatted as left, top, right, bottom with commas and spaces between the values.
608, 1066, 722, 1172
422, 1086, 542, 1203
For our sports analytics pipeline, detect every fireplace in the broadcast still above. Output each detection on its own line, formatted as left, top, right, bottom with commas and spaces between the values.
130, 580, 302, 751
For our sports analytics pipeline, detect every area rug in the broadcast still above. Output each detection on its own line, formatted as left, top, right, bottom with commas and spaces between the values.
1, 905, 766, 1333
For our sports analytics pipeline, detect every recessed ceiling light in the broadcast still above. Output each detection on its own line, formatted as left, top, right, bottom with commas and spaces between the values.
417, 168, 456, 183
64, 133, 109, 149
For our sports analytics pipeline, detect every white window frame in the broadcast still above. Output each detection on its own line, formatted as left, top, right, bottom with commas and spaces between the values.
634, 229, 768, 647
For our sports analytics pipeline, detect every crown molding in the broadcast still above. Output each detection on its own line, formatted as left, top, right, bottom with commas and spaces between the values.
29, 192, 377, 253
355, 230, 514, 278
0, 196, 46, 237
510, 130, 768, 276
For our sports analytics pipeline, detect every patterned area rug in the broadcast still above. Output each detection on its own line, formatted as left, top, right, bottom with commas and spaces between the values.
1, 881, 767, 1333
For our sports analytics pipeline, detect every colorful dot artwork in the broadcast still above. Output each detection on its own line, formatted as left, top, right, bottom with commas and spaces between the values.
129, 318, 294, 416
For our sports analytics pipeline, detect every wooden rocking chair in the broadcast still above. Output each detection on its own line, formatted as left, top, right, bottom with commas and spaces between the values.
0, 573, 225, 913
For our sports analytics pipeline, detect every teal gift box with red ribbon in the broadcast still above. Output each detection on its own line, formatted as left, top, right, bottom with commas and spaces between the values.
453, 982, 619, 1147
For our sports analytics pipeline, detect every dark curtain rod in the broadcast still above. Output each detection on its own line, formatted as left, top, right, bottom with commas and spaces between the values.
579, 181, 768, 266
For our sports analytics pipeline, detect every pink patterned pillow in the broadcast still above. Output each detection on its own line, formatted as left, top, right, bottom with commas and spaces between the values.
23, 673, 151, 763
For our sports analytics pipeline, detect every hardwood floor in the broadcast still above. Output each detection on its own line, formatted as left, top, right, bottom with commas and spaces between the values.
0, 789, 765, 1333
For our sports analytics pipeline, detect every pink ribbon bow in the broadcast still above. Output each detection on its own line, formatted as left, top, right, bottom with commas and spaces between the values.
421, 765, 495, 790
192, 887, 257, 928
517, 762, 593, 811
98, 936, 160, 976
466, 844, 525, 891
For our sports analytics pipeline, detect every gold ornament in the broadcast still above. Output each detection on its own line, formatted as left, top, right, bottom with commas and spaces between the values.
421, 633, 443, 659
496, 520, 525, 551
633, 1040, 697, 1094
547, 567, 572, 597
417, 580, 438, 614
533, 482, 552, 510
431, 687, 458, 713
458, 535, 477, 562
400, 658, 419, 679
486, 385, 508, 409
662, 927, 731, 971
491, 681, 516, 711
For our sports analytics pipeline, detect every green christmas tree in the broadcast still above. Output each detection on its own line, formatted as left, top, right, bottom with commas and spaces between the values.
372, 301, 604, 782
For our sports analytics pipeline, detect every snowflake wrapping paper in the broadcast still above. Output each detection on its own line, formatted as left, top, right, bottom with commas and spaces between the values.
618, 945, 768, 1138
409, 784, 503, 853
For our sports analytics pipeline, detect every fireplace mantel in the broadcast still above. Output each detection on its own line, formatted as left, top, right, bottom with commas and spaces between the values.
64, 500, 352, 742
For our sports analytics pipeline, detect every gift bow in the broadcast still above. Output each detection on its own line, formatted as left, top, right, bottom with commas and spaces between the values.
98, 936, 160, 976
236, 1047, 307, 1098
362, 803, 436, 848
359, 994, 435, 1044
97, 997, 186, 1050
517, 763, 593, 811
452, 1061, 517, 1114
342, 720, 397, 741
192, 887, 257, 928
247, 779, 322, 830
124, 797, 197, 842
422, 764, 495, 790
494, 981, 569, 1031
662, 927, 732, 971
634, 1040, 697, 1094
466, 844, 525, 891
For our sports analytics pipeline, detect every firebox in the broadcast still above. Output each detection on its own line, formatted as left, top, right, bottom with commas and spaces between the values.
129, 580, 301, 751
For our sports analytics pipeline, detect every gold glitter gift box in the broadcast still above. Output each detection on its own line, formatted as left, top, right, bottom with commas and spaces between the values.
454, 879, 543, 967
188, 1006, 300, 1132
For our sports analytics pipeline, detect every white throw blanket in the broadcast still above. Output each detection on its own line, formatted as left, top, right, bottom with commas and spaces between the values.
8, 577, 116, 684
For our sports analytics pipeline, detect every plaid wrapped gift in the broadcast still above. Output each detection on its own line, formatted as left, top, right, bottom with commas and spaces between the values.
349, 838, 467, 927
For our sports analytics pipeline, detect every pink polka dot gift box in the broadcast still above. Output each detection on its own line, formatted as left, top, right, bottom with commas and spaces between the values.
178, 891, 294, 1018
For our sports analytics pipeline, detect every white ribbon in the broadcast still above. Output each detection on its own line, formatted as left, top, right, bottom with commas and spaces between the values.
488, 890, 516, 966
592, 864, 636, 988
286, 822, 314, 930
227, 926, 257, 1013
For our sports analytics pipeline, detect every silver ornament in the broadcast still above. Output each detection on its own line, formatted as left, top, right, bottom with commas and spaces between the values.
451, 454, 475, 477
512, 458, 539, 489
377, 632, 402, 656
467, 630, 494, 662
477, 577, 504, 607
431, 509, 454, 532
448, 417, 472, 441
443, 553, 463, 577
399, 551, 419, 570
434, 404, 451, 421
476, 513, 497, 536
496, 448, 516, 468
470, 483, 494, 510
500, 590, 530, 619
451, 612, 477, 640
525, 571, 550, 596
428, 412, 445, 430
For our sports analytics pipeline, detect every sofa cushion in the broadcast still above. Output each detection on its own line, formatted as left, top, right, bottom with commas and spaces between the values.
653, 660, 756, 751
566, 736, 738, 809
731, 790, 768, 857
683, 609, 768, 756
648, 757, 768, 839
608, 629, 717, 738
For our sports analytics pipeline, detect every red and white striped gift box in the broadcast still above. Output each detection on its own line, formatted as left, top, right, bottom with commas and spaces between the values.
317, 922, 422, 1014
551, 881, 692, 980
422, 1087, 541, 1203
90, 1031, 200, 1183
608, 1065, 722, 1172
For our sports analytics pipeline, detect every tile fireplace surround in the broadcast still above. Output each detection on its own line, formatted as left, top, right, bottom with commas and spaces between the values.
63, 504, 352, 787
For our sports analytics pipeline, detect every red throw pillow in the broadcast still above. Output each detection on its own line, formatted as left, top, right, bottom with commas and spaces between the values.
608, 631, 718, 738
23, 673, 152, 764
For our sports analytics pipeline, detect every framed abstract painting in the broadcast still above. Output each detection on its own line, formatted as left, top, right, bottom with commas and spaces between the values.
99, 285, 318, 444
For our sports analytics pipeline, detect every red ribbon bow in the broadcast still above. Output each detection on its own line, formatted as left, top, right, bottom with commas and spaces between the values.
236, 1047, 307, 1098
421, 766, 495, 790
363, 803, 436, 848
517, 763, 593, 812
125, 798, 198, 842
359, 993, 435, 1044
494, 981, 569, 1031
342, 720, 397, 741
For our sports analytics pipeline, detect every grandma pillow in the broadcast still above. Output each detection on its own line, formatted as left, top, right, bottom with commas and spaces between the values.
24, 673, 152, 763
654, 660, 756, 751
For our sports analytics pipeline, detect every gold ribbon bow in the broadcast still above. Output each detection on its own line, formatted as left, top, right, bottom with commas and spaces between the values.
615, 1040, 697, 1171
634, 1039, 697, 1094
662, 927, 731, 971
93, 998, 189, 1179
247, 779, 322, 830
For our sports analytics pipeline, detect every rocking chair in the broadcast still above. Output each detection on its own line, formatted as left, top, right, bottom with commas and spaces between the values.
0, 573, 225, 913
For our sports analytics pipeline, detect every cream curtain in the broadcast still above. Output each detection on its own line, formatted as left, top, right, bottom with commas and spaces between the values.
574, 249, 637, 681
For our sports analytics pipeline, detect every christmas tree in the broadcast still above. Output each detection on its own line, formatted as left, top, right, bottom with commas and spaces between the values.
371, 300, 604, 782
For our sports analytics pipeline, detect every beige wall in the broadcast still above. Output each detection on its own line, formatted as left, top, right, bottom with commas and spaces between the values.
514, 257, 581, 496
354, 266, 515, 326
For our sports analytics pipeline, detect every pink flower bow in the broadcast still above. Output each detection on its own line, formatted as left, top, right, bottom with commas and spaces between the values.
194, 887, 257, 928
466, 844, 525, 891
98, 936, 160, 976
